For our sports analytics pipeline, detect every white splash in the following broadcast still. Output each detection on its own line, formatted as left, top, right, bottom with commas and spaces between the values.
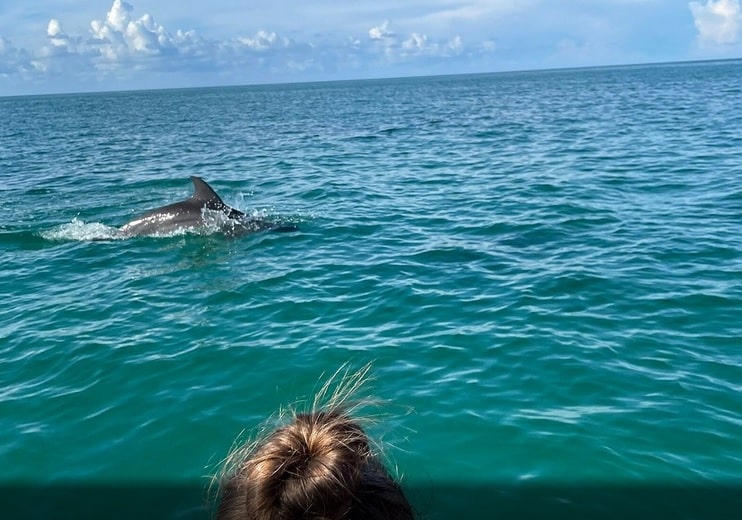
41, 217, 121, 241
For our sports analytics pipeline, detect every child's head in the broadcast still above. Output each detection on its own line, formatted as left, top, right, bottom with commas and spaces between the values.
215, 367, 413, 520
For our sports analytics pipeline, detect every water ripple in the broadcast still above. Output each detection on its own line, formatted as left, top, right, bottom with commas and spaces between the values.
1, 63, 741, 493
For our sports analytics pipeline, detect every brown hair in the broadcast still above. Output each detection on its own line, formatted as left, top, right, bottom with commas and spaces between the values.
215, 367, 414, 520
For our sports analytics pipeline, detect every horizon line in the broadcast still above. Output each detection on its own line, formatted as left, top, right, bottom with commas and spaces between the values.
2, 56, 740, 100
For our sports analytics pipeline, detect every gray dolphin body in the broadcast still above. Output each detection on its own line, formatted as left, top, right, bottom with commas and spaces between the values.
118, 176, 294, 237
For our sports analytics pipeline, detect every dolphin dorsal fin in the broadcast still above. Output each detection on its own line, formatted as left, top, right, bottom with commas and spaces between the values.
188, 176, 245, 218
190, 176, 224, 204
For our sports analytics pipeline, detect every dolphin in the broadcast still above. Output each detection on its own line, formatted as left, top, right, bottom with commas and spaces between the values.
118, 176, 296, 237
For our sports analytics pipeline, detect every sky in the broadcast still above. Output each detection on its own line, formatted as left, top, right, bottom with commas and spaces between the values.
1, 0, 741, 96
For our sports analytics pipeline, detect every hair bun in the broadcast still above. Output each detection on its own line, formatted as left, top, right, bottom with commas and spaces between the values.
235, 411, 372, 519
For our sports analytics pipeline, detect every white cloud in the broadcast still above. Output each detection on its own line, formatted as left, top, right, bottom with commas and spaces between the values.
403, 32, 428, 52
47, 19, 71, 49
448, 35, 464, 53
366, 19, 465, 63
39, 18, 81, 61
689, 0, 742, 46
401, 32, 464, 58
369, 20, 394, 40
89, 0, 176, 59
47, 19, 63, 38
237, 30, 282, 51
108, 0, 132, 32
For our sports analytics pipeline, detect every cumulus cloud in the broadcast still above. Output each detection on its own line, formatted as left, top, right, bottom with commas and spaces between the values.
366, 19, 464, 64
89, 0, 176, 58
402, 33, 464, 57
47, 20, 63, 40
44, 19, 84, 59
369, 20, 394, 40
403, 33, 428, 52
689, 0, 742, 46
237, 30, 283, 50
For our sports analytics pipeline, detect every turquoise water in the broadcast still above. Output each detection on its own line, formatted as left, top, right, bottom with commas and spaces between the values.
1, 60, 741, 518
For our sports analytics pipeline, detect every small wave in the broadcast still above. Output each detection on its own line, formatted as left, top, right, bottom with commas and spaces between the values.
40, 218, 121, 241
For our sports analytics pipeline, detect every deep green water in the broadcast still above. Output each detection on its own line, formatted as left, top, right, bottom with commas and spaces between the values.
1, 61, 741, 519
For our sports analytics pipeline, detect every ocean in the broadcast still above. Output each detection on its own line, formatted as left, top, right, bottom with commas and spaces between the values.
1, 60, 741, 519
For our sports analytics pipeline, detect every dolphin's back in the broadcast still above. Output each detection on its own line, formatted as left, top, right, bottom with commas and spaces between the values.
116, 176, 287, 237
119, 176, 241, 236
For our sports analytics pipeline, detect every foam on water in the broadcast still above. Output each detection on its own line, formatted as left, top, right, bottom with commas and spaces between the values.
41, 217, 205, 241
41, 218, 122, 241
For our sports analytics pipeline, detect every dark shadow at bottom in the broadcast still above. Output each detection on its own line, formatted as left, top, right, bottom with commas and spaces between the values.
2, 483, 740, 519
407, 484, 741, 520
